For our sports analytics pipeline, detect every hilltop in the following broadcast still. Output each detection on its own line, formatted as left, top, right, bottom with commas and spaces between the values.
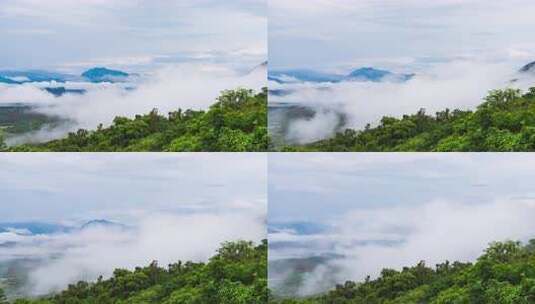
81, 67, 129, 83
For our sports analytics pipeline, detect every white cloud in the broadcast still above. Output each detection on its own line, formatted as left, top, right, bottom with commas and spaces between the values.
0, 1, 266, 70
0, 84, 55, 104
272, 197, 535, 296
331, 198, 535, 282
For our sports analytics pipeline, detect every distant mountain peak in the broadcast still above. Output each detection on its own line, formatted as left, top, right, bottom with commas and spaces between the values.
269, 69, 343, 83
347, 67, 391, 80
0, 70, 72, 83
269, 66, 414, 84
351, 66, 387, 73
81, 67, 129, 83
44, 87, 86, 97
82, 67, 129, 77
248, 61, 268, 75
347, 67, 414, 82
520, 61, 535, 73
0, 75, 20, 84
80, 219, 124, 230
0, 222, 71, 235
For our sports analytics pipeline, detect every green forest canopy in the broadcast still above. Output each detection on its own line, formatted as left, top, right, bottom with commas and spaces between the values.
270, 240, 535, 304
2, 88, 267, 152
4, 240, 267, 304
279, 87, 535, 152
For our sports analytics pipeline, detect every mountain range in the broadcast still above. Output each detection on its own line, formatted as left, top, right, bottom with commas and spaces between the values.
79, 219, 126, 230
269, 221, 329, 235
0, 222, 71, 235
44, 87, 87, 97
0, 67, 130, 85
520, 60, 535, 73
0, 75, 20, 84
268, 67, 414, 84
0, 70, 75, 84
0, 219, 125, 237
270, 60, 535, 85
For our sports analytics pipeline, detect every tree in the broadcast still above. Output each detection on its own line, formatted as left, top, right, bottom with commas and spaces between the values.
281, 86, 535, 152
0, 288, 8, 304
0, 131, 6, 151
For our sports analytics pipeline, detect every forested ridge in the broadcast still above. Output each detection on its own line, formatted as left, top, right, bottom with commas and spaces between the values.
1, 240, 267, 304
279, 87, 535, 152
2, 88, 267, 152
269, 240, 535, 304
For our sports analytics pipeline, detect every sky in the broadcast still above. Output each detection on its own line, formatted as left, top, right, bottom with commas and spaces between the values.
269, 0, 535, 70
269, 153, 535, 223
0, 0, 266, 71
269, 153, 535, 294
0, 153, 267, 223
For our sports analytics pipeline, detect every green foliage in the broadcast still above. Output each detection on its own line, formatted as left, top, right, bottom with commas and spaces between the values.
270, 240, 535, 304
282, 87, 535, 151
6, 88, 267, 152
0, 130, 6, 150
15, 240, 267, 304
0, 288, 8, 304
0, 105, 62, 136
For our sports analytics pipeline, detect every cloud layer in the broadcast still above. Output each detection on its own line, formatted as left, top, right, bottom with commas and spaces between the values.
1, 212, 265, 295
269, 153, 535, 295
0, 153, 267, 296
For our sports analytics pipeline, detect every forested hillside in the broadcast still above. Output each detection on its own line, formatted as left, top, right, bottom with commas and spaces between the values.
3, 88, 267, 152
270, 240, 535, 304
280, 87, 535, 152
2, 240, 267, 304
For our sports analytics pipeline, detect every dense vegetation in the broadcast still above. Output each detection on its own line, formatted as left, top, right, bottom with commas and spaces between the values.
0, 106, 62, 136
3, 88, 267, 152
270, 240, 535, 304
0, 289, 7, 304
280, 87, 535, 151
3, 240, 267, 304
